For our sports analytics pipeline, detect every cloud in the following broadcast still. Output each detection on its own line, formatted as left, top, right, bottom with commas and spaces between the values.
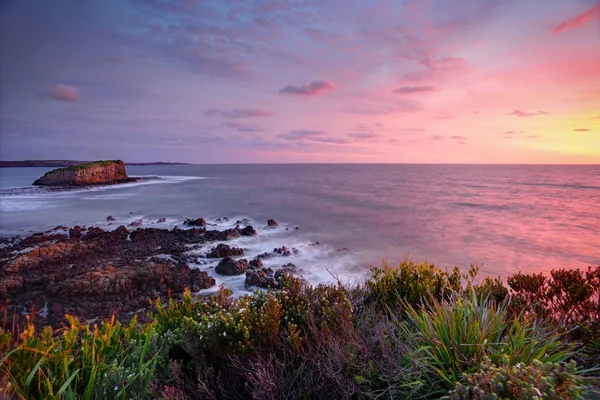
450, 135, 466, 140
49, 84, 79, 102
574, 128, 590, 132
279, 80, 337, 96
206, 108, 275, 118
223, 122, 264, 132
553, 4, 600, 34
347, 131, 377, 139
431, 135, 444, 140
392, 86, 436, 94
508, 110, 548, 117
277, 129, 348, 144
343, 101, 422, 115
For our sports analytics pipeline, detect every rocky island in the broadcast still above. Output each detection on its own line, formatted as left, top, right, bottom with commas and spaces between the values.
32, 160, 136, 186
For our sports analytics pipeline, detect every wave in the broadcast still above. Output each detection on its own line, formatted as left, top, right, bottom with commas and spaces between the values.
455, 202, 510, 211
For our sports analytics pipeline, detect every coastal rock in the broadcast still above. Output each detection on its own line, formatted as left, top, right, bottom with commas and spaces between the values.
245, 268, 276, 288
206, 244, 244, 258
237, 225, 257, 236
248, 258, 263, 270
0, 224, 221, 328
215, 257, 249, 275
245, 264, 300, 289
267, 219, 278, 227
184, 218, 206, 227
157, 218, 167, 223
106, 215, 116, 221
32, 160, 130, 186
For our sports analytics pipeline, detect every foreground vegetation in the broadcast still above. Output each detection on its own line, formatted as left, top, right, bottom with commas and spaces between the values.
1, 262, 599, 399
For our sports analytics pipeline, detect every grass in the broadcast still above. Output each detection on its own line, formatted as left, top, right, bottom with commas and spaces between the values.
36, 160, 124, 179
1, 262, 598, 399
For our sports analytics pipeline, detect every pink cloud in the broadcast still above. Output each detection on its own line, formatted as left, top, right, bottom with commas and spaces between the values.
279, 80, 337, 96
277, 130, 348, 144
553, 4, 600, 34
206, 108, 275, 118
392, 86, 436, 94
508, 110, 549, 117
347, 131, 377, 139
49, 84, 79, 102
450, 135, 466, 140
574, 128, 590, 132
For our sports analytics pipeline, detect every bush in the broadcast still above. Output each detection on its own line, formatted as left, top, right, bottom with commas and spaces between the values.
364, 261, 464, 311
450, 356, 585, 400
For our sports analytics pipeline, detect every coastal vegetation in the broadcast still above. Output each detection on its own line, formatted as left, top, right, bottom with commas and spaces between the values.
1, 262, 599, 399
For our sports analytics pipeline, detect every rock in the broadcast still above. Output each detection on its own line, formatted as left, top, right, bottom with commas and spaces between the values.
248, 258, 263, 270
246, 264, 300, 289
32, 160, 131, 186
157, 218, 167, 223
128, 220, 143, 227
184, 218, 206, 227
215, 257, 249, 276
273, 246, 299, 257
69, 226, 82, 239
206, 244, 244, 258
245, 268, 276, 288
106, 215, 116, 221
238, 225, 257, 236
267, 219, 278, 227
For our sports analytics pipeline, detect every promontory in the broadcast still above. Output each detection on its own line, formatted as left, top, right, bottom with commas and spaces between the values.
32, 160, 135, 186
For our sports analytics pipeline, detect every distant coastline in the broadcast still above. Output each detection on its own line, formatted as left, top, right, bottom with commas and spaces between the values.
0, 160, 190, 168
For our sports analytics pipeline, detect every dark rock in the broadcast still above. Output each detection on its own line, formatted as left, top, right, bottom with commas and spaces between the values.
157, 218, 167, 223
106, 215, 116, 221
184, 218, 206, 227
128, 220, 143, 227
248, 258, 263, 270
245, 268, 276, 288
206, 243, 244, 258
69, 226, 82, 239
267, 219, 278, 227
215, 257, 249, 276
238, 225, 257, 236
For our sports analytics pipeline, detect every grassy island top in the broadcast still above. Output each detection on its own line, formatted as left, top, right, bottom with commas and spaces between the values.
41, 160, 124, 175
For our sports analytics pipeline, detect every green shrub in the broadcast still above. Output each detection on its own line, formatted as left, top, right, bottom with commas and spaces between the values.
404, 292, 573, 390
450, 356, 585, 400
364, 261, 464, 311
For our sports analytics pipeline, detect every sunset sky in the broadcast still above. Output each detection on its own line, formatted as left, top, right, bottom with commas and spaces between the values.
1, 0, 599, 163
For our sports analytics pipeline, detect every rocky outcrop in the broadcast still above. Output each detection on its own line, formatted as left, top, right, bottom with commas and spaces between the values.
206, 244, 244, 258
33, 160, 130, 186
215, 257, 249, 275
245, 264, 299, 289
184, 218, 206, 227
267, 219, 278, 227
0, 224, 232, 328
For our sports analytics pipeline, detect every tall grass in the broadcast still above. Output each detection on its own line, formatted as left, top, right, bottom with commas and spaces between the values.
403, 291, 573, 390
0, 315, 161, 399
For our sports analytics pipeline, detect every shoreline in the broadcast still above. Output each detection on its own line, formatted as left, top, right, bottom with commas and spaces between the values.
0, 218, 315, 328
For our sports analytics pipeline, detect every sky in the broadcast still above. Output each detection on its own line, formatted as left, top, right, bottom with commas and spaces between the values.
1, 0, 599, 164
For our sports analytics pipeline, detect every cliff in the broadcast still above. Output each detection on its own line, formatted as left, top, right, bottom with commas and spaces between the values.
32, 160, 130, 186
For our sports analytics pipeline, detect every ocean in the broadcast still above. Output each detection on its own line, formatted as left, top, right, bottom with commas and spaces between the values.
1, 164, 599, 293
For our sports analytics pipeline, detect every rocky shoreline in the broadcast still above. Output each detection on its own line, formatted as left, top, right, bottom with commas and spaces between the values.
0, 218, 304, 328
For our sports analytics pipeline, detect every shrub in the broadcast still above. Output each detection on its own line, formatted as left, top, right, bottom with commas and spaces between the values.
403, 292, 573, 390
364, 261, 464, 311
508, 267, 600, 325
450, 356, 585, 400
